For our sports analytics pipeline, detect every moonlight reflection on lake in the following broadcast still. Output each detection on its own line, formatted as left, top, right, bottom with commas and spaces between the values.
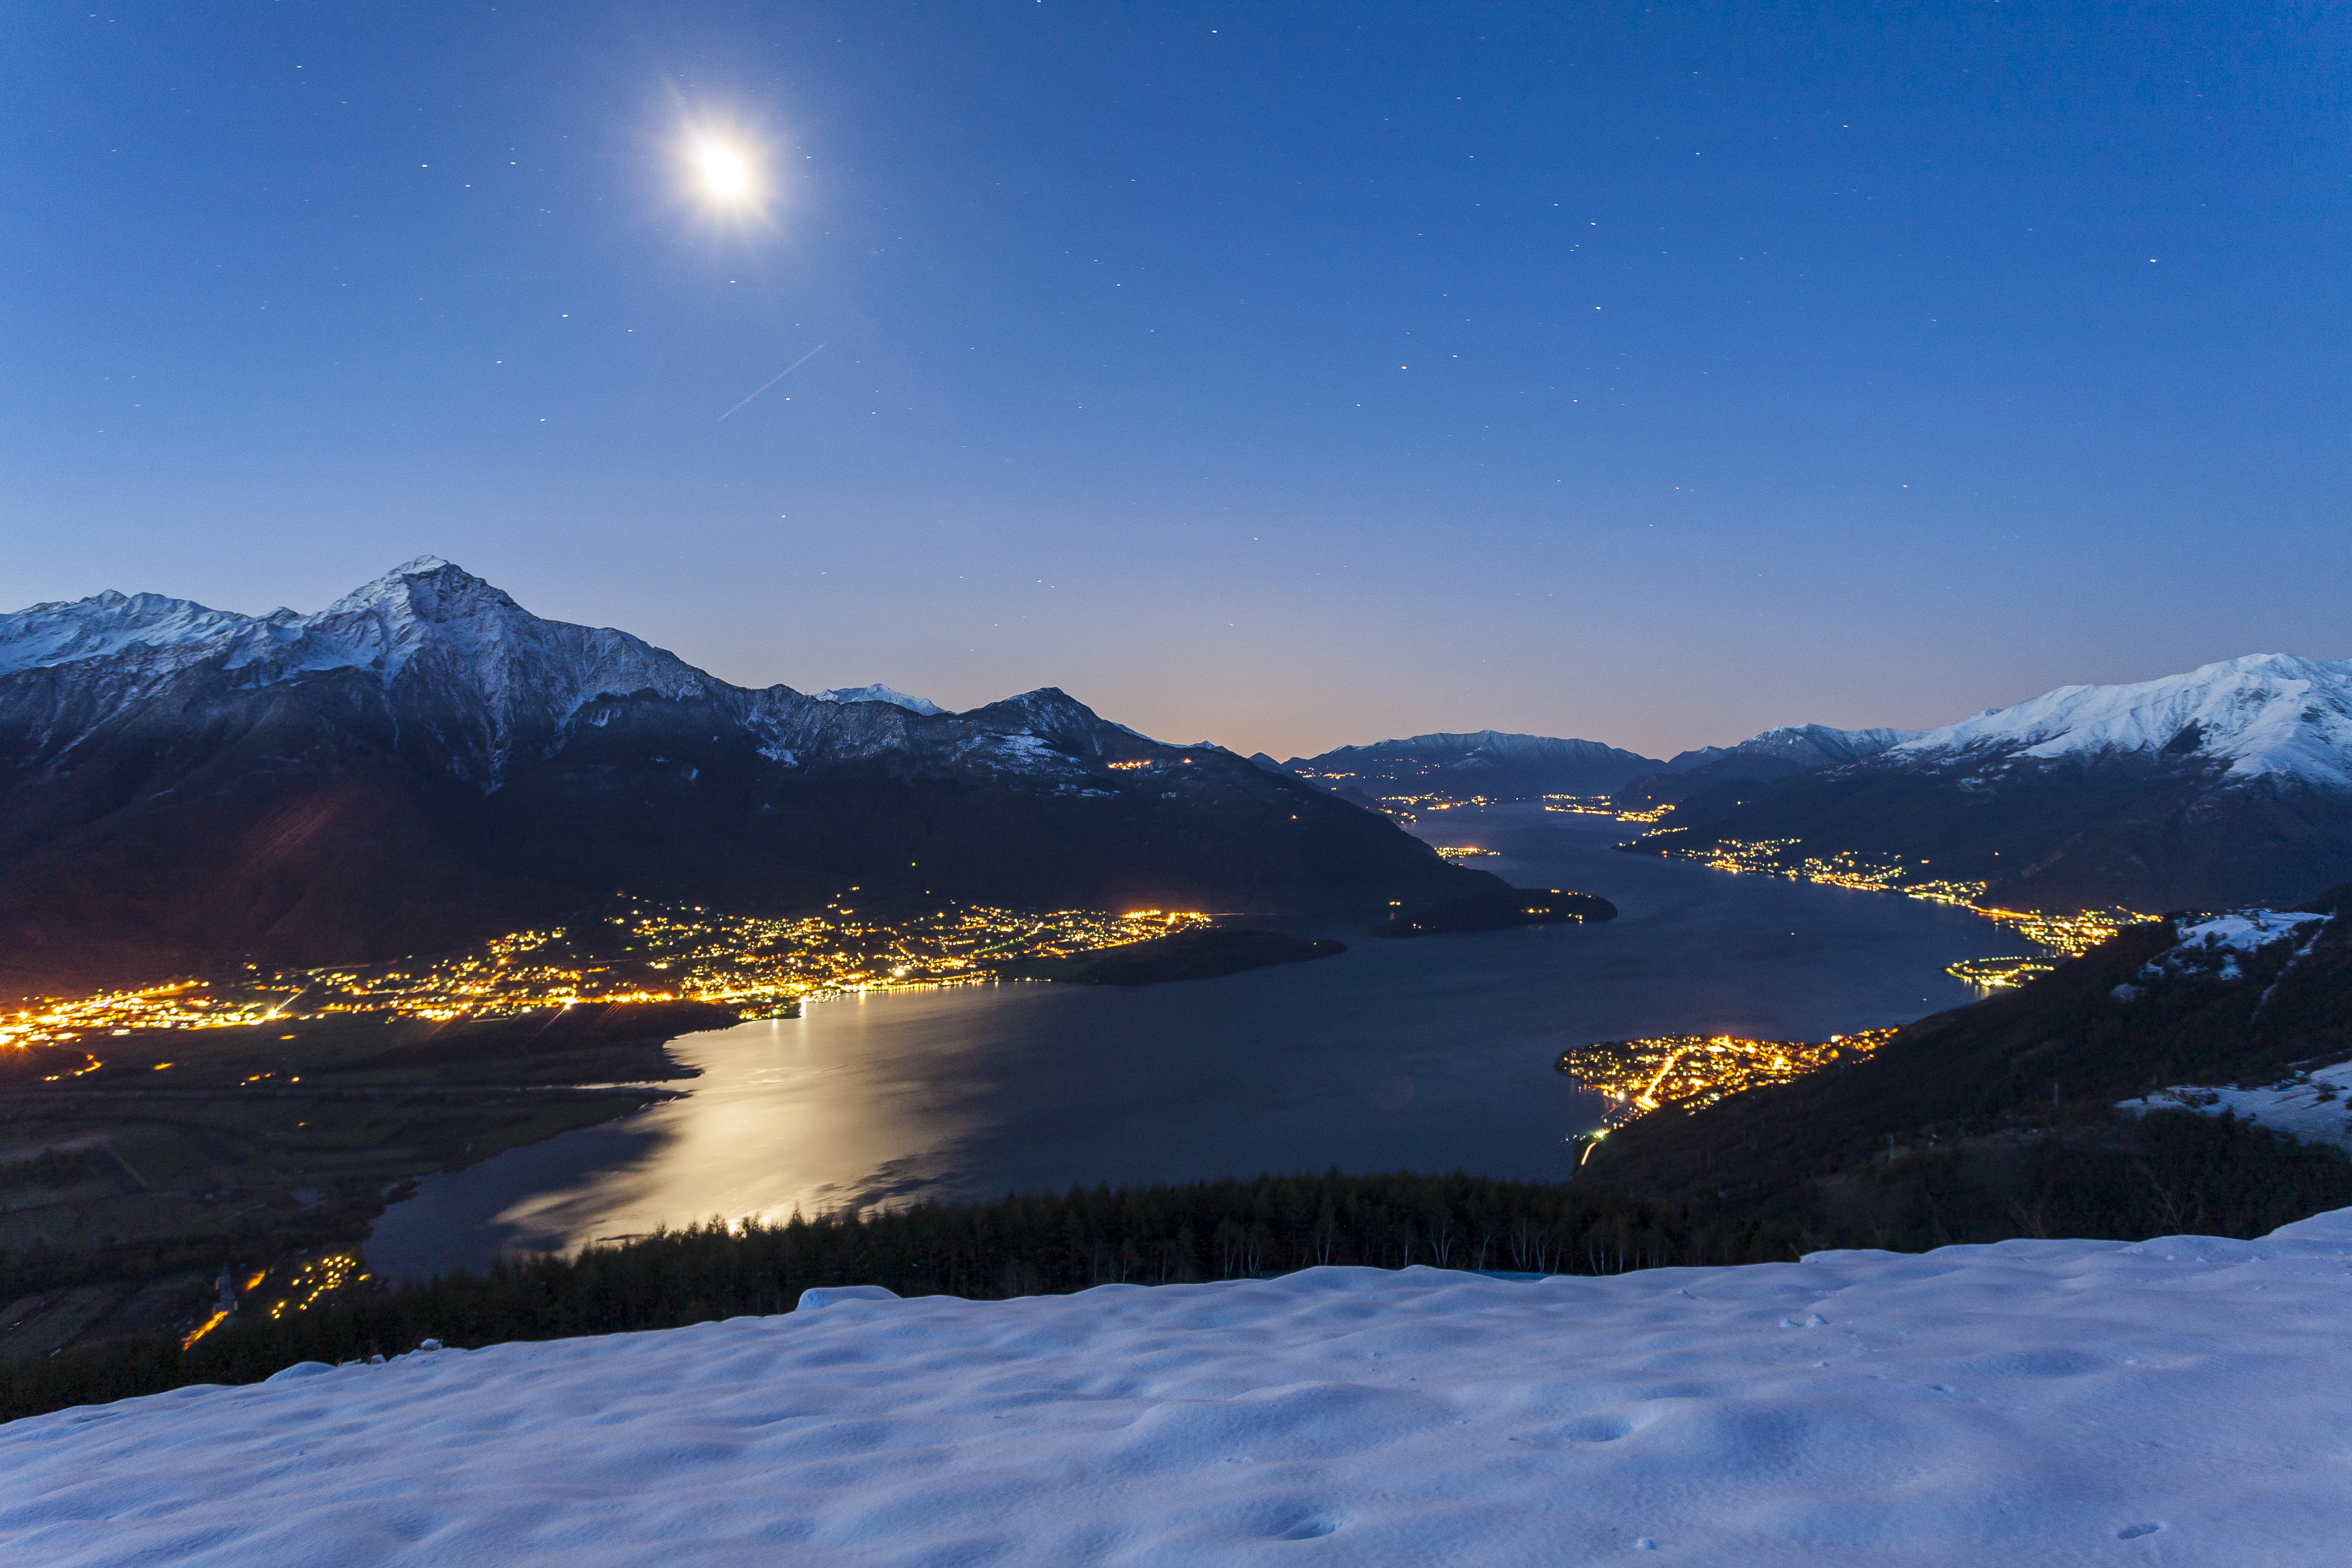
367, 806, 2027, 1278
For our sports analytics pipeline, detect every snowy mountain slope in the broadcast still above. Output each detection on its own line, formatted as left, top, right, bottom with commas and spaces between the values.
1629, 655, 2352, 909
0, 561, 1168, 790
0, 561, 1482, 991
0, 558, 720, 787
1888, 653, 2352, 787
0, 590, 262, 676
1282, 730, 1663, 798
0, 555, 710, 698
1663, 723, 1924, 774
10, 1216, 2352, 1566
1589, 885, 2352, 1244
1622, 724, 1927, 808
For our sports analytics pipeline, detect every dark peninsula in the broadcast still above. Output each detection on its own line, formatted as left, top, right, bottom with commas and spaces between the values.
1369, 886, 1617, 939
993, 927, 1345, 986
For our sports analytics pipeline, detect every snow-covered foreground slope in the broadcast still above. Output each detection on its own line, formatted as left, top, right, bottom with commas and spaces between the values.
11, 1214, 2352, 1566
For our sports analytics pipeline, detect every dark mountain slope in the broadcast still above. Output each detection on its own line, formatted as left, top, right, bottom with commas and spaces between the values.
1585, 887, 2352, 1245
1638, 757, 2352, 912
0, 562, 1489, 993
1280, 731, 1662, 800
1622, 654, 2352, 911
1612, 724, 1921, 810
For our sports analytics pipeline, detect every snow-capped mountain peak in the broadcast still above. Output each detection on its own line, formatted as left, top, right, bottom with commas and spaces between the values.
810, 684, 946, 716
0, 562, 712, 783
1891, 653, 2352, 788
312, 554, 502, 622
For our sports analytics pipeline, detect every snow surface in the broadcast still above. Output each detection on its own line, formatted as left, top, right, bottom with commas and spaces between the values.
1889, 653, 2352, 788
2118, 1062, 2352, 1153
10, 1212, 2352, 1565
809, 684, 946, 716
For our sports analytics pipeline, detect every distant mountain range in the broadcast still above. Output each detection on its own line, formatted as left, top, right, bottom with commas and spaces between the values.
0, 558, 1485, 995
1637, 654, 2352, 911
1263, 730, 1664, 801
1278, 654, 2352, 911
1614, 724, 1926, 808
11, 555, 2347, 990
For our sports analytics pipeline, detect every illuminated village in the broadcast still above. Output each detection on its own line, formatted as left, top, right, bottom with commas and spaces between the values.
1623, 823, 2159, 975
0, 900, 1212, 1058
1546, 823, 2162, 1132
1559, 1027, 1901, 1145
180, 1254, 369, 1352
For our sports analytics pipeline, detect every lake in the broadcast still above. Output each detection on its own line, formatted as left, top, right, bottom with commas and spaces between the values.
365, 804, 2028, 1278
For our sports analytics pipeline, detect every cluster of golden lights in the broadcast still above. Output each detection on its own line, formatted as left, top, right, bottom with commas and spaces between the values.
1628, 831, 2160, 980
1560, 1028, 1901, 1149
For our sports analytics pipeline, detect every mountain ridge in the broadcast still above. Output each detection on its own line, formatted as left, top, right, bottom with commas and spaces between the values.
1621, 723, 1926, 807
0, 560, 1488, 994
1631, 654, 2352, 909
1885, 652, 2352, 787
1279, 730, 1663, 800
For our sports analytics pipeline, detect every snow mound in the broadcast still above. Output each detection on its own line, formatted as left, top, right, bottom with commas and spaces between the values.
10, 1214, 2352, 1565
1890, 653, 2352, 787
809, 684, 946, 716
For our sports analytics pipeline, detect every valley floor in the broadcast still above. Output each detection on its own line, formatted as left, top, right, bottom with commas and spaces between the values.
6, 1210, 2349, 1565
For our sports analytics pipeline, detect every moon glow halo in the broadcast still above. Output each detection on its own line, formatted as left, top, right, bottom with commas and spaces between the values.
696, 143, 753, 202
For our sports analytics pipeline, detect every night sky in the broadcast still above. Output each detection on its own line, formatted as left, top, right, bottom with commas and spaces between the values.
5, 3, 2345, 759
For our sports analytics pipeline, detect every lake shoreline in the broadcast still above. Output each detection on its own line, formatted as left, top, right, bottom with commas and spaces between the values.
367, 806, 2021, 1280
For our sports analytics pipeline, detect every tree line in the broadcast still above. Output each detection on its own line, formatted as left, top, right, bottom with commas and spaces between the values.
2, 1170, 1793, 1423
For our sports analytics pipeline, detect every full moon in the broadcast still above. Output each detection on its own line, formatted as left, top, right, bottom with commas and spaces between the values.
696, 143, 752, 201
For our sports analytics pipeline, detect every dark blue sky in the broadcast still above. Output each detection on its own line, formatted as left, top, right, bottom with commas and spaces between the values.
5, 2, 2345, 757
